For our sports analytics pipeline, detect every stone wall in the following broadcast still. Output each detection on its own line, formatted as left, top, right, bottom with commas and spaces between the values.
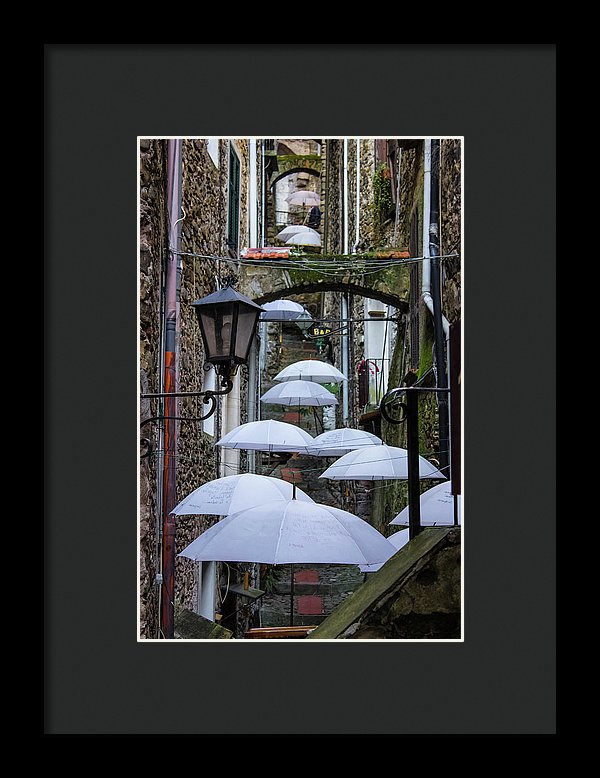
139, 138, 168, 639
324, 139, 343, 254
139, 138, 255, 635
440, 139, 462, 323
357, 139, 376, 250
174, 139, 252, 612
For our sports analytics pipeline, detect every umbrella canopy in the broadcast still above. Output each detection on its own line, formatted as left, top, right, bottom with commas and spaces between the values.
359, 528, 410, 573
259, 299, 306, 321
319, 444, 446, 481
170, 473, 314, 516
285, 231, 322, 247
286, 192, 320, 206
216, 419, 314, 452
260, 379, 338, 408
389, 481, 461, 526
307, 428, 382, 457
276, 225, 319, 242
178, 498, 396, 566
274, 359, 347, 384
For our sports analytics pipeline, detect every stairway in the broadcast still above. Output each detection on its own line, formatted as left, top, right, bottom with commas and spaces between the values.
257, 320, 365, 629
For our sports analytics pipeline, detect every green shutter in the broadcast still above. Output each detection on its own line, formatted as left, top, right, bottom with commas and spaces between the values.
227, 147, 240, 251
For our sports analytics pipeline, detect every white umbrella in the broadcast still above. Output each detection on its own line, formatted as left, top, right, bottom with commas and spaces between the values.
259, 299, 306, 321
178, 498, 396, 566
286, 192, 320, 206
274, 359, 347, 384
285, 231, 322, 247
359, 528, 410, 573
276, 225, 319, 241
170, 473, 314, 516
319, 444, 446, 480
216, 419, 314, 452
307, 428, 382, 457
389, 481, 461, 527
260, 379, 338, 408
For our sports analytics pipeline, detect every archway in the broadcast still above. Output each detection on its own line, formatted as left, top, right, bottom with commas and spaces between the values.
253, 281, 408, 313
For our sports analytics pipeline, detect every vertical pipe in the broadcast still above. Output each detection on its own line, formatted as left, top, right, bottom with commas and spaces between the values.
429, 140, 450, 477
341, 294, 349, 423
161, 326, 177, 637
343, 139, 349, 255
289, 564, 294, 627
422, 139, 432, 290
249, 138, 258, 247
354, 138, 361, 252
161, 139, 182, 639
260, 140, 266, 248
406, 389, 421, 539
247, 340, 257, 472
341, 139, 350, 423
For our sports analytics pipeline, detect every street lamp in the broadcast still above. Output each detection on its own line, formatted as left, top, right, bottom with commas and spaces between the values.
140, 283, 264, 456
193, 284, 264, 384
294, 308, 314, 337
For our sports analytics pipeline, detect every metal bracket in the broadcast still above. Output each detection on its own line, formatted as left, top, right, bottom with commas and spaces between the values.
140, 374, 234, 459
379, 387, 408, 425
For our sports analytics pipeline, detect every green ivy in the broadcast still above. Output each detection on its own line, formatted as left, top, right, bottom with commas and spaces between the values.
373, 163, 393, 243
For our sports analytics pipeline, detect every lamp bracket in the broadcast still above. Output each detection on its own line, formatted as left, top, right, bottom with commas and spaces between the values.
140, 374, 234, 458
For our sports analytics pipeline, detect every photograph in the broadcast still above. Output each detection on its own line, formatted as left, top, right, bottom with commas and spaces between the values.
138, 136, 462, 641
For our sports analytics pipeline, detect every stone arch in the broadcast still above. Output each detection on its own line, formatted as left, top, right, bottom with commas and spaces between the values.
253, 281, 408, 313
270, 167, 321, 190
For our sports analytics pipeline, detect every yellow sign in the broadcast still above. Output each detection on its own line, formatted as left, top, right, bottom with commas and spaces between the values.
310, 326, 332, 337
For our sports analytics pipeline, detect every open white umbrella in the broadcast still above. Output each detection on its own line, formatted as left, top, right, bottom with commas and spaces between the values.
389, 481, 461, 526
276, 225, 319, 242
319, 444, 446, 481
286, 192, 320, 207
259, 299, 306, 321
285, 231, 322, 247
216, 419, 314, 452
170, 473, 314, 516
307, 428, 382, 457
274, 359, 347, 384
178, 497, 396, 567
260, 379, 338, 408
359, 528, 410, 573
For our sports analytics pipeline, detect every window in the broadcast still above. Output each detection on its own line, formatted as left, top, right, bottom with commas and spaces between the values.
206, 138, 219, 168
409, 208, 420, 370
227, 144, 241, 256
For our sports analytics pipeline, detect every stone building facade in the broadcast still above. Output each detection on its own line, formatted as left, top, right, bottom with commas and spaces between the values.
139, 138, 257, 639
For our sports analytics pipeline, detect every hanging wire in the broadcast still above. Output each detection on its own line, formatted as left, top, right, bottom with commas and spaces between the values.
169, 249, 459, 275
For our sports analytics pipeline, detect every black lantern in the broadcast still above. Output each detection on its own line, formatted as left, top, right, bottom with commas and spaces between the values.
140, 284, 264, 459
192, 284, 264, 379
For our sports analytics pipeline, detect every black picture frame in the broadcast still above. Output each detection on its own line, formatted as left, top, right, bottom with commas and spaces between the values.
45, 43, 556, 735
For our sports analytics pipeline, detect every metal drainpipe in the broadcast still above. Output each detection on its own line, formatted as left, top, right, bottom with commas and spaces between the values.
160, 138, 183, 639
428, 139, 450, 477
341, 139, 350, 422
354, 138, 360, 253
